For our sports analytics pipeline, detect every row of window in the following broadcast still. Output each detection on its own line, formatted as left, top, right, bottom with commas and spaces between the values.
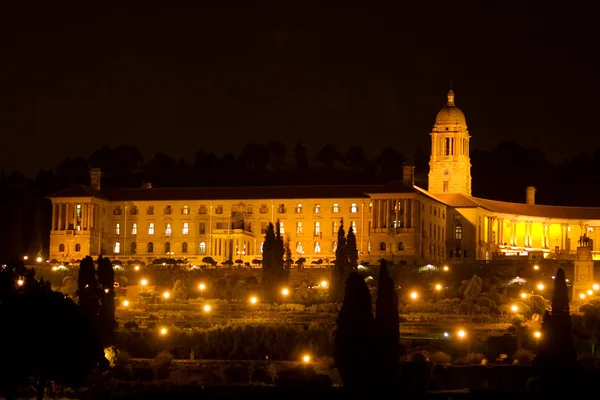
115, 220, 360, 236
113, 202, 366, 216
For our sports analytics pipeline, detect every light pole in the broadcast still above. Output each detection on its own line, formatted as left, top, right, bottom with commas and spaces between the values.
250, 296, 258, 322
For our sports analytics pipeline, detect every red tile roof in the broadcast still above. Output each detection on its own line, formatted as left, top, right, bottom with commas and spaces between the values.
434, 193, 600, 220
50, 184, 380, 201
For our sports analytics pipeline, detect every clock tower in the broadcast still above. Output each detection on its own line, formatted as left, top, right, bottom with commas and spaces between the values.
428, 89, 472, 196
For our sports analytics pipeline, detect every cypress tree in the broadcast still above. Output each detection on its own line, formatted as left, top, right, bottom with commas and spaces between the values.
330, 219, 348, 302
262, 221, 285, 302
77, 256, 99, 323
346, 225, 358, 271
97, 256, 117, 345
333, 272, 374, 392
375, 259, 400, 388
531, 268, 577, 392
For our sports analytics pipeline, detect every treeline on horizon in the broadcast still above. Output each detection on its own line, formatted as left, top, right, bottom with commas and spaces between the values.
0, 140, 599, 262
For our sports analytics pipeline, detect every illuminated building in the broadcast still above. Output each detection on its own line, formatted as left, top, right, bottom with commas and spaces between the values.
48, 89, 600, 264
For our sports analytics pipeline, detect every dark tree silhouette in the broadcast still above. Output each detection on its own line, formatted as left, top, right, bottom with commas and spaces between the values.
334, 272, 374, 392
346, 226, 358, 271
330, 219, 348, 303
261, 222, 285, 302
0, 265, 105, 400
314, 143, 340, 170
375, 259, 400, 388
77, 256, 99, 323
530, 268, 578, 392
293, 142, 309, 172
97, 256, 117, 345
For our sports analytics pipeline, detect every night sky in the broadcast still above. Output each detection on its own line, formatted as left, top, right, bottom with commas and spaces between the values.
1, 2, 598, 176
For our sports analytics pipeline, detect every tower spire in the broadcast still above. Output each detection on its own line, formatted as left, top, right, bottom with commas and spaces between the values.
447, 85, 455, 106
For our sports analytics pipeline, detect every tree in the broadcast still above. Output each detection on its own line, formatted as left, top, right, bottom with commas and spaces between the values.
0, 265, 105, 399
77, 256, 99, 324
530, 268, 578, 392
292, 142, 309, 171
97, 256, 117, 345
262, 222, 285, 302
375, 259, 400, 388
314, 143, 340, 170
330, 219, 348, 303
173, 280, 189, 301
334, 272, 374, 392
346, 226, 358, 271
284, 237, 293, 270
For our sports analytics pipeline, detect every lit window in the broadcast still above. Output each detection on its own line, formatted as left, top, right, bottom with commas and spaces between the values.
182, 205, 189, 215
148, 223, 155, 235
199, 242, 206, 253
279, 222, 285, 234
455, 225, 462, 240
132, 223, 137, 235
165, 223, 172, 235
296, 203, 303, 213
333, 203, 339, 213
351, 203, 358, 213
332, 241, 337, 252
588, 227, 594, 232
314, 204, 321, 213
76, 204, 82, 217
315, 221, 321, 235
296, 242, 303, 254
351, 220, 357, 234
182, 242, 188, 253
332, 221, 338, 235
115, 223, 120, 235
114, 242, 121, 254
182, 222, 189, 235
261, 241, 264, 253
296, 221, 303, 234
314, 242, 321, 253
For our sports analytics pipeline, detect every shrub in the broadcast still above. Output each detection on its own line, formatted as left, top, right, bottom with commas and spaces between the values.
514, 349, 535, 365
465, 352, 486, 365
430, 351, 452, 364
151, 351, 174, 379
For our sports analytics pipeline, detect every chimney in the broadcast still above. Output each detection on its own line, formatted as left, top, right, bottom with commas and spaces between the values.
89, 168, 102, 191
525, 186, 536, 205
142, 182, 152, 189
403, 164, 415, 187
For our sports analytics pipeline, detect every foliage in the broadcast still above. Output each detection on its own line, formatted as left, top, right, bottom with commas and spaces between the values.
573, 300, 600, 356
346, 226, 358, 270
334, 272, 374, 391
77, 256, 99, 323
330, 219, 349, 303
172, 280, 189, 301
98, 256, 117, 345
151, 351, 174, 379
261, 222, 286, 302
514, 349, 535, 365
465, 352, 486, 365
374, 259, 399, 388
430, 351, 452, 364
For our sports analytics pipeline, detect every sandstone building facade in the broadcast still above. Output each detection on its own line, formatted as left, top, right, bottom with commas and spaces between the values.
48, 90, 600, 265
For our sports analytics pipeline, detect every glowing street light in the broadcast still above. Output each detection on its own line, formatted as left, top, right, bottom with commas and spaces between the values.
533, 265, 540, 271
594, 284, 600, 291
580, 293, 586, 300
435, 284, 443, 291
134, 265, 140, 271
36, 256, 42, 263
17, 279, 24, 286
302, 354, 311, 364
160, 327, 168, 335
457, 330, 466, 338
23, 255, 28, 261
281, 288, 289, 296
320, 280, 328, 288
163, 291, 170, 299
534, 331, 541, 339
443, 266, 450, 272
52, 266, 58, 271
537, 283, 544, 291
250, 296, 258, 322
511, 305, 519, 313
141, 279, 148, 286
250, 296, 258, 304
122, 300, 129, 307
520, 292, 528, 299
410, 291, 419, 300
199, 283, 206, 291
588, 290, 593, 296
203, 304, 211, 312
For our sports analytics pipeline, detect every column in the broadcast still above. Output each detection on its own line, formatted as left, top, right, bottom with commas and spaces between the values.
410, 200, 415, 229
561, 225, 565, 250
403, 200, 408, 229
512, 221, 517, 246
394, 199, 399, 229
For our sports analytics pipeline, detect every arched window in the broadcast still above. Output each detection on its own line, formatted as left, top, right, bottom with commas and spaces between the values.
164, 242, 171, 253
379, 242, 387, 251
332, 241, 337, 252
314, 241, 321, 253
367, 241, 371, 253
148, 223, 155, 235
296, 242, 303, 254
455, 225, 463, 240
74, 243, 81, 252
397, 242, 405, 251
199, 242, 206, 253
130, 242, 137, 254
147, 242, 154, 253
59, 243, 65, 252
114, 242, 121, 254
182, 242, 188, 253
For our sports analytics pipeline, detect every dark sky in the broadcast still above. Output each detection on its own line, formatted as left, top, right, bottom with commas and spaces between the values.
1, 1, 599, 176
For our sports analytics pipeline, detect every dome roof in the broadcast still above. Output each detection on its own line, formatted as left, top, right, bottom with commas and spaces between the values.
435, 90, 466, 126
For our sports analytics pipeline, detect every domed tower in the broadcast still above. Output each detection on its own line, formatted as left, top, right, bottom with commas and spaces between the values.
428, 89, 472, 195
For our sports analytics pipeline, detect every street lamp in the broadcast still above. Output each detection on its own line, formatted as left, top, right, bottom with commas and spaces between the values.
203, 304, 211, 313
141, 279, 148, 286
537, 283, 544, 291
320, 280, 328, 288
520, 292, 528, 299
122, 300, 129, 307
199, 283, 206, 299
533, 265, 540, 271
160, 327, 168, 335
17, 279, 24, 286
435, 284, 442, 300
281, 288, 289, 297
457, 329, 469, 353
511, 305, 519, 313
594, 284, 600, 291
134, 265, 140, 271
443, 265, 449, 272
302, 354, 311, 364
163, 291, 170, 299
250, 296, 258, 322
580, 293, 586, 300
410, 291, 418, 300
36, 256, 42, 263
588, 290, 594, 296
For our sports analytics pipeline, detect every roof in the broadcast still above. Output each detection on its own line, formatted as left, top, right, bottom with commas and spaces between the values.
48, 185, 108, 200
367, 181, 449, 206
434, 193, 600, 220
50, 184, 380, 201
